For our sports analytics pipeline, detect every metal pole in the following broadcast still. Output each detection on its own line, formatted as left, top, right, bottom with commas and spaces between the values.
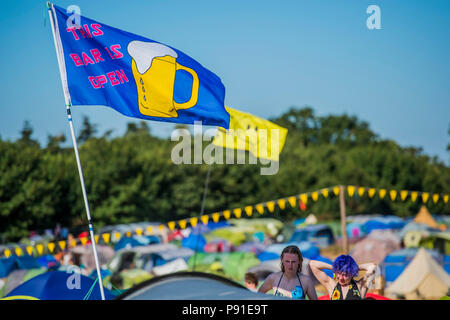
47, 2, 105, 300
192, 164, 212, 271
339, 185, 349, 254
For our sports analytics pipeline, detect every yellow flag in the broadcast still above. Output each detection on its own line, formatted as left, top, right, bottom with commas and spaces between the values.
233, 208, 242, 219
347, 186, 356, 197
4, 249, 11, 258
190, 217, 198, 227
432, 194, 439, 203
36, 244, 44, 255
223, 210, 231, 220
26, 246, 34, 256
168, 221, 176, 231
368, 188, 376, 198
288, 197, 297, 208
358, 187, 365, 197
136, 228, 143, 236
212, 107, 288, 161
389, 190, 397, 201
277, 199, 286, 210
400, 190, 408, 201
321, 189, 329, 198
333, 186, 340, 196
80, 237, 88, 246
58, 241, 66, 251
267, 201, 275, 213
114, 232, 122, 241
379, 189, 387, 199
102, 233, 111, 244
201, 215, 209, 225
48, 242, 56, 252
444, 194, 449, 204
255, 204, 265, 214
212, 212, 221, 223
300, 193, 308, 205
411, 191, 418, 202
422, 192, 429, 203
311, 192, 319, 202
244, 206, 253, 217
15, 247, 22, 256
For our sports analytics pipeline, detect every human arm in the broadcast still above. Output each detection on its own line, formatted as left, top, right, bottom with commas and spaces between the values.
303, 276, 318, 300
257, 273, 274, 294
308, 260, 335, 295
357, 263, 377, 297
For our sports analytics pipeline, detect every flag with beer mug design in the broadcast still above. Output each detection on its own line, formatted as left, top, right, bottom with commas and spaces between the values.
49, 4, 230, 128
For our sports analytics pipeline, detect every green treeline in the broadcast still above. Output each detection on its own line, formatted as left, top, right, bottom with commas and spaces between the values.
0, 107, 448, 242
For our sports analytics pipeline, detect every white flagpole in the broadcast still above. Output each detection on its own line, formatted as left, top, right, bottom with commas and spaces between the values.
47, 2, 105, 300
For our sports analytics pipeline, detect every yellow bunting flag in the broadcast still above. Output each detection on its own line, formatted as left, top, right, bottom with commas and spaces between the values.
36, 244, 44, 255
311, 192, 319, 202
244, 206, 253, 217
71, 239, 77, 247
255, 204, 264, 214
267, 201, 275, 213
444, 195, 449, 204
379, 189, 387, 199
136, 228, 143, 236
80, 237, 88, 246
212, 106, 288, 161
347, 186, 356, 197
400, 190, 408, 201
357, 187, 365, 197
4, 249, 11, 258
126, 231, 131, 237
321, 189, 329, 198
368, 188, 376, 198
26, 246, 34, 256
233, 208, 242, 219
333, 186, 340, 196
432, 194, 439, 204
411, 192, 418, 202
190, 217, 198, 227
223, 210, 231, 220
277, 199, 286, 210
48, 242, 55, 253
168, 221, 176, 231
102, 233, 110, 244
300, 193, 308, 205
158, 225, 165, 231
94, 235, 99, 243
422, 192, 429, 203
389, 190, 397, 201
146, 227, 153, 235
212, 212, 221, 223
201, 215, 209, 225
58, 241, 66, 251
15, 247, 22, 256
288, 196, 297, 208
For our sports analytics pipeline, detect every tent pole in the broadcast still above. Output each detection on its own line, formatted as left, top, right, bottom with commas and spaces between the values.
339, 185, 349, 254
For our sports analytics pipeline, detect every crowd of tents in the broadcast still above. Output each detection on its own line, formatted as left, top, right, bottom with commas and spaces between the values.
0, 206, 449, 300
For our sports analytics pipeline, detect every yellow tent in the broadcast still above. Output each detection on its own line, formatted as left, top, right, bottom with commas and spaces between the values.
414, 206, 439, 229
386, 248, 450, 300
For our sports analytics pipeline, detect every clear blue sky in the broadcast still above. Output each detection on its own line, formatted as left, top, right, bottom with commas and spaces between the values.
0, 0, 449, 163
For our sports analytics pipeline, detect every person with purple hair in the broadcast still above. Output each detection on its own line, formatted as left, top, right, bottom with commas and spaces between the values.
309, 255, 376, 300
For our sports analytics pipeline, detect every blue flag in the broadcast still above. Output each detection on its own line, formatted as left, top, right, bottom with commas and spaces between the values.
50, 4, 229, 128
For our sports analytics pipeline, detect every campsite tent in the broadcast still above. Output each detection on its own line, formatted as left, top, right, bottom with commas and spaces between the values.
362, 216, 405, 234
257, 242, 320, 262
386, 248, 450, 299
414, 206, 440, 229
3, 270, 115, 300
116, 271, 287, 300
351, 230, 401, 264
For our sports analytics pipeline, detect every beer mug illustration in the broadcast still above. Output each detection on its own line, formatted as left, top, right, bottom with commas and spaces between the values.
127, 40, 199, 118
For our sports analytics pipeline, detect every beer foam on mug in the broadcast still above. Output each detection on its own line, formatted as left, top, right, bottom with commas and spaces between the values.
127, 40, 178, 74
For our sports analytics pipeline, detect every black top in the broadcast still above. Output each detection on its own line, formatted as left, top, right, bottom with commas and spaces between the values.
331, 278, 361, 300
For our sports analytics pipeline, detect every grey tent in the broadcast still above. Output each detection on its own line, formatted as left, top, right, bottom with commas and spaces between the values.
116, 271, 287, 300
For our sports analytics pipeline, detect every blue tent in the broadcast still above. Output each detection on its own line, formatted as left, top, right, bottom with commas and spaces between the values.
257, 242, 320, 262
4, 270, 115, 300
181, 234, 206, 252
114, 236, 152, 251
0, 257, 17, 278
362, 216, 405, 234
